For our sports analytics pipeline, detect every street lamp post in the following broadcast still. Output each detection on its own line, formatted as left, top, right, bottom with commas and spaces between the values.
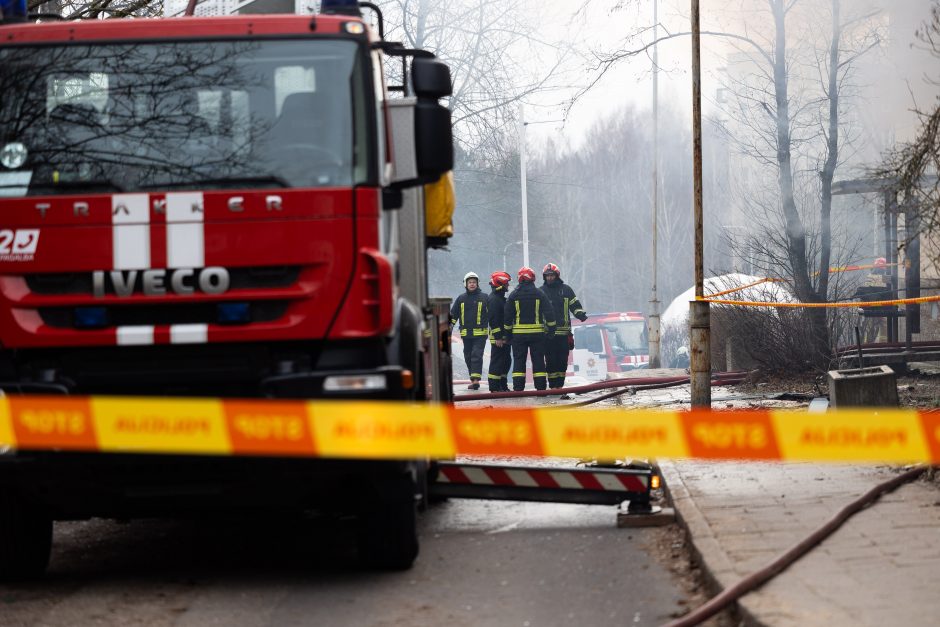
648, 0, 662, 369
518, 106, 565, 272
519, 103, 530, 269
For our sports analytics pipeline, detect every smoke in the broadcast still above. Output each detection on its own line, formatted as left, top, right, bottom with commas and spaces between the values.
429, 0, 939, 315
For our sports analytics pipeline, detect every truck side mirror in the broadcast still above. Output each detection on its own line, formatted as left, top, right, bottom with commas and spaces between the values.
387, 58, 454, 189
412, 58, 452, 99
412, 58, 453, 179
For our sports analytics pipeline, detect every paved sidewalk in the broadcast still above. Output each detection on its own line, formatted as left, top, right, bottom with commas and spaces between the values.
660, 461, 940, 626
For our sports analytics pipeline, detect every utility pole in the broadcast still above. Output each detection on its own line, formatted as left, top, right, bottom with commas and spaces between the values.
519, 103, 530, 269
689, 0, 711, 407
648, 0, 662, 369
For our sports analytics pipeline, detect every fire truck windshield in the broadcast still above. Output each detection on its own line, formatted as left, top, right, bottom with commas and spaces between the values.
0, 39, 369, 196
604, 321, 647, 354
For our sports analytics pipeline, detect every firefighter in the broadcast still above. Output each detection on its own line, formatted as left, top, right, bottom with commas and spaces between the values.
486, 271, 512, 392
450, 271, 489, 390
541, 263, 588, 392
504, 266, 556, 391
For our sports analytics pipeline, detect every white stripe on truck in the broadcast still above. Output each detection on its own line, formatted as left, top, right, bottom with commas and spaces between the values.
116, 325, 155, 346
111, 194, 150, 270
170, 323, 208, 344
166, 192, 205, 269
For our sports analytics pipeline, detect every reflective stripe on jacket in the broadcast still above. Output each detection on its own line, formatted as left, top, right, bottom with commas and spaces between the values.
504, 282, 556, 336
541, 279, 586, 332
450, 289, 489, 337
487, 287, 508, 342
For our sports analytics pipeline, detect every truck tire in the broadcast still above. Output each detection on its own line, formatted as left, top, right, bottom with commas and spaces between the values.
0, 489, 52, 581
356, 475, 419, 571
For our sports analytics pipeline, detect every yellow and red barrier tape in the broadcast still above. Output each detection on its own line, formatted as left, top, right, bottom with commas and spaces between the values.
1, 396, 938, 464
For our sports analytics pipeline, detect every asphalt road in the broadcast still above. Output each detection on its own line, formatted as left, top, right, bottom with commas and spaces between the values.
1, 499, 690, 626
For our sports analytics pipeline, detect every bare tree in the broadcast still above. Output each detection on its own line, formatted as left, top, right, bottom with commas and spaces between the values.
717, 1, 883, 364
879, 2, 940, 253
28, 0, 161, 19
519, 100, 729, 316
378, 0, 577, 161
576, 0, 883, 367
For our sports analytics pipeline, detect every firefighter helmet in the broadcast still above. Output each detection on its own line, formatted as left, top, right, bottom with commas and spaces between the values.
542, 263, 560, 278
518, 267, 536, 282
463, 271, 480, 285
490, 271, 511, 287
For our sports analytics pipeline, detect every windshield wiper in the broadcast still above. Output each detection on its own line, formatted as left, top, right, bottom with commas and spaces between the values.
27, 180, 126, 193
141, 176, 289, 190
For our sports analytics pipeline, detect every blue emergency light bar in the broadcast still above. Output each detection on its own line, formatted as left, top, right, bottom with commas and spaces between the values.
320, 0, 361, 16
0, 0, 27, 23
0, 0, 27, 22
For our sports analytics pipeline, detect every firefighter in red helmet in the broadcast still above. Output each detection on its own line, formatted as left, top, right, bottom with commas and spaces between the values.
486, 271, 512, 392
541, 263, 588, 393
504, 266, 556, 391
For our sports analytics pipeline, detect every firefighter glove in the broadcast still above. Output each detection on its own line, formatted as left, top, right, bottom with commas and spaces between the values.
576, 312, 588, 322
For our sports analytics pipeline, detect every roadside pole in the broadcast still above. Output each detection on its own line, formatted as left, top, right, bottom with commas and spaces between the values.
519, 103, 530, 269
689, 0, 711, 407
648, 0, 662, 368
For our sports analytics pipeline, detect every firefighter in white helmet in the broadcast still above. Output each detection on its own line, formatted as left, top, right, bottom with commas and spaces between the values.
450, 272, 489, 390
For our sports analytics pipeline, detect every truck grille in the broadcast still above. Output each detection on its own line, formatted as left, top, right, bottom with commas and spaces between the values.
26, 266, 301, 295
39, 301, 289, 329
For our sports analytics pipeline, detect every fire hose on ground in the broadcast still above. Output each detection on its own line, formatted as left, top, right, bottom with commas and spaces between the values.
664, 465, 930, 627
559, 378, 729, 408
453, 371, 749, 403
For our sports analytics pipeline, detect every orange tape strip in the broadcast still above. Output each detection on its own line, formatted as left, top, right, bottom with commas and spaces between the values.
705, 263, 899, 299
700, 293, 940, 308
705, 278, 784, 299
1, 396, 938, 464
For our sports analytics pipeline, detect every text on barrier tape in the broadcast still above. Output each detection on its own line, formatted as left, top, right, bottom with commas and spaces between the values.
1, 396, 939, 464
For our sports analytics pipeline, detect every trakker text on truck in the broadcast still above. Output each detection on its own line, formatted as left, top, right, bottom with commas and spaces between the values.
0, 0, 455, 576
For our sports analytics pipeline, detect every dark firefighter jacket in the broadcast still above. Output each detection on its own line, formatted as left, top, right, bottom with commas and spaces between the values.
504, 281, 557, 336
541, 279, 587, 333
487, 286, 509, 342
450, 288, 489, 337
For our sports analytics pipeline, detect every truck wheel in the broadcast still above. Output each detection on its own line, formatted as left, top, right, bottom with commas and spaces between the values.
426, 460, 447, 505
356, 477, 419, 571
0, 490, 52, 581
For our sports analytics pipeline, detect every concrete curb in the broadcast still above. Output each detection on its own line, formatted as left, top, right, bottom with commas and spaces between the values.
658, 460, 766, 627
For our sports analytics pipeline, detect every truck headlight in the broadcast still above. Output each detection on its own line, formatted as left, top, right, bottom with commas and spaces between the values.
323, 374, 386, 392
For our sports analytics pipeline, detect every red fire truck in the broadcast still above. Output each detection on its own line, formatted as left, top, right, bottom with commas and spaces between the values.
570, 312, 650, 376
0, 0, 454, 575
